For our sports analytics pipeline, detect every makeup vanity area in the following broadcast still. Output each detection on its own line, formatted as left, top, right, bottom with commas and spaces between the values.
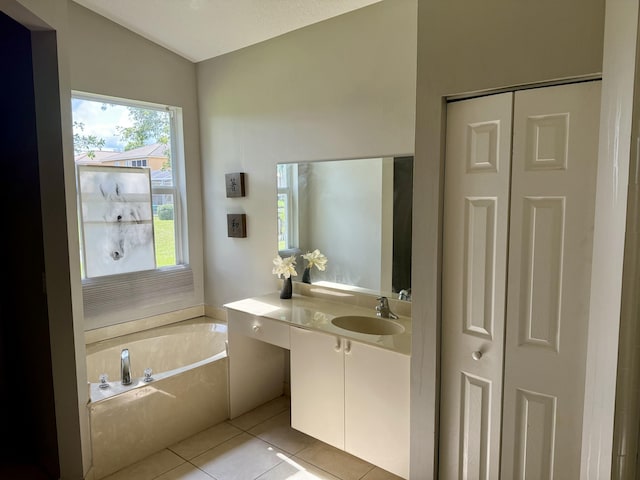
224, 155, 413, 478
224, 288, 411, 478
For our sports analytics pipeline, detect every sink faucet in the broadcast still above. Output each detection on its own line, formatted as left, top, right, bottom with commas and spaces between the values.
398, 289, 411, 301
376, 296, 399, 319
121, 348, 132, 385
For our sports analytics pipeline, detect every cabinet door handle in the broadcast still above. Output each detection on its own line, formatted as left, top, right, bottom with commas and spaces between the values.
344, 340, 351, 354
334, 338, 341, 352
252, 325, 261, 334
472, 350, 483, 361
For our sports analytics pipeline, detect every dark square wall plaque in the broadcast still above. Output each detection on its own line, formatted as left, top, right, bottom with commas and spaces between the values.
227, 214, 247, 238
225, 172, 246, 197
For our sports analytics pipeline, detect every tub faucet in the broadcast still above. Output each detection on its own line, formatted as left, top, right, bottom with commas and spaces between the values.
375, 296, 399, 319
121, 348, 132, 385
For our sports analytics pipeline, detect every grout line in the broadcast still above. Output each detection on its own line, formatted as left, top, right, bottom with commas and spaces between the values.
189, 463, 218, 480
357, 465, 376, 480
289, 453, 350, 480
251, 459, 284, 480
168, 428, 245, 462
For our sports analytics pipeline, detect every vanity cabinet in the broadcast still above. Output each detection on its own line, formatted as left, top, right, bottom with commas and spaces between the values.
290, 326, 410, 478
290, 326, 345, 449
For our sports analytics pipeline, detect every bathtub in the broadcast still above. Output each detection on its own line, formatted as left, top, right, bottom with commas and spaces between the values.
86, 317, 229, 479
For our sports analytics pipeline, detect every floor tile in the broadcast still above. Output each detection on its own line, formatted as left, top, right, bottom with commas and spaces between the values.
191, 432, 287, 480
155, 463, 216, 480
361, 466, 406, 480
256, 456, 341, 480
170, 421, 243, 459
249, 410, 317, 455
296, 442, 374, 480
101, 449, 185, 480
229, 395, 291, 431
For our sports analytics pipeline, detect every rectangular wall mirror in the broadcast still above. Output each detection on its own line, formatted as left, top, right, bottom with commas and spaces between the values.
277, 155, 413, 300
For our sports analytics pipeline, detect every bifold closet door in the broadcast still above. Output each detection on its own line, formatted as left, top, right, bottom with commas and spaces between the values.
440, 92, 513, 480
440, 81, 601, 480
500, 81, 601, 480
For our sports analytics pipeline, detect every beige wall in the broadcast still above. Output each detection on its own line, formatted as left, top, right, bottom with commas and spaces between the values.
304, 159, 387, 291
412, 0, 605, 477
197, 0, 417, 308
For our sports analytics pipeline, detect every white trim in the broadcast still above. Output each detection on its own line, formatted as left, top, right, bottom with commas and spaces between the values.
581, 1, 638, 477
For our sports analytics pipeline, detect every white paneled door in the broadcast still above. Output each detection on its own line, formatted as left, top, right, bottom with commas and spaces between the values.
501, 81, 601, 480
440, 81, 601, 479
440, 92, 514, 480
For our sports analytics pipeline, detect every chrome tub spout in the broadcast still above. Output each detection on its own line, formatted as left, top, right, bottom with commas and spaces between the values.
121, 348, 132, 385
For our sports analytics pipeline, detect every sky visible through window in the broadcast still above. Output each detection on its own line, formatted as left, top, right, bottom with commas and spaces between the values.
72, 98, 134, 152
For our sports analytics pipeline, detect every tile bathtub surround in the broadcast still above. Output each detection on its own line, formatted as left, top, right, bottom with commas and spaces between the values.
85, 306, 206, 344
102, 396, 404, 480
91, 358, 229, 479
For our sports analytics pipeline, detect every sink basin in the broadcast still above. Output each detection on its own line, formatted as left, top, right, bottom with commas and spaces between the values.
331, 315, 405, 335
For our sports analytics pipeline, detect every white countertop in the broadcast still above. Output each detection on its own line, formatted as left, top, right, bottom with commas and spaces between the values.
224, 292, 411, 356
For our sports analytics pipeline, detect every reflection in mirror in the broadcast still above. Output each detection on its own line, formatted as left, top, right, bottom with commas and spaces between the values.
277, 156, 412, 300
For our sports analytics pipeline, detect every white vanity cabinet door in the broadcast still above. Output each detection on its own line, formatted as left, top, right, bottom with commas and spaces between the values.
290, 326, 345, 450
345, 340, 410, 479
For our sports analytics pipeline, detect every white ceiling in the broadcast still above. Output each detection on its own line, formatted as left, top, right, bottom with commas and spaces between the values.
72, 0, 383, 63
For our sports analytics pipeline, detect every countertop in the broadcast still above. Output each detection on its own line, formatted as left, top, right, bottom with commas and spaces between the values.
224, 292, 411, 356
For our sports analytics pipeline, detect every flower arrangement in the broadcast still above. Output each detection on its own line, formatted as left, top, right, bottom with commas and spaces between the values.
302, 249, 328, 271
301, 249, 327, 284
273, 254, 297, 299
272, 254, 297, 278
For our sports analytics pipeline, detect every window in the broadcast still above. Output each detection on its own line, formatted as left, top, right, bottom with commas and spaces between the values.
277, 163, 298, 252
72, 92, 192, 324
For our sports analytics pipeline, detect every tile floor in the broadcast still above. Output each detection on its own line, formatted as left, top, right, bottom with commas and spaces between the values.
102, 396, 404, 480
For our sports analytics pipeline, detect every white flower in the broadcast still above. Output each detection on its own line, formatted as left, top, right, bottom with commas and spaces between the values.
302, 249, 328, 271
272, 254, 297, 279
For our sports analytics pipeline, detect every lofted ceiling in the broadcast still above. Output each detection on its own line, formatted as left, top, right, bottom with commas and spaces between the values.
71, 0, 384, 63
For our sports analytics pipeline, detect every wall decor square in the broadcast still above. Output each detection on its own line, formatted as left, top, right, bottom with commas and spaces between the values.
227, 214, 247, 238
225, 172, 246, 197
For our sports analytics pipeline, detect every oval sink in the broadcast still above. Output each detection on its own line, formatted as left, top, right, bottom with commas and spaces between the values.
331, 315, 405, 335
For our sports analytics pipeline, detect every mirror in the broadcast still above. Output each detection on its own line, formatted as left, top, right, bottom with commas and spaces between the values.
277, 155, 412, 300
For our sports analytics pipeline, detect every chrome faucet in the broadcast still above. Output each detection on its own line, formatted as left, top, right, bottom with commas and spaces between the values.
121, 348, 132, 385
375, 296, 399, 319
398, 289, 411, 301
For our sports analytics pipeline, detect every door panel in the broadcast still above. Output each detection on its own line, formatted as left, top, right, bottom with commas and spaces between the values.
440, 92, 513, 480
290, 327, 345, 449
501, 81, 601, 479
345, 340, 410, 478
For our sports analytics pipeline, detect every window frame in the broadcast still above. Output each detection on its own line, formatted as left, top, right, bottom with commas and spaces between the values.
72, 91, 192, 325
277, 163, 299, 255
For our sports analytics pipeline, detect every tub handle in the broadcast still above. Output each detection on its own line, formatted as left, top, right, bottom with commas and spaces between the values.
99, 373, 110, 389
143, 368, 154, 382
